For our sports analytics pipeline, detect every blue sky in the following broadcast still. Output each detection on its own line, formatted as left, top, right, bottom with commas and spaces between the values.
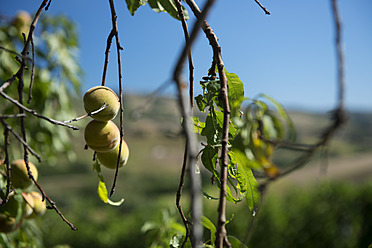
2, 0, 372, 111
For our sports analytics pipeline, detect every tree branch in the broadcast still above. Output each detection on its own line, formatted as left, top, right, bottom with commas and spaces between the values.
253, 0, 271, 15
173, 0, 217, 247
0, 90, 79, 130
107, 0, 125, 197
0, 0, 78, 231
185, 1, 231, 246
101, 29, 115, 87
0, 119, 41, 162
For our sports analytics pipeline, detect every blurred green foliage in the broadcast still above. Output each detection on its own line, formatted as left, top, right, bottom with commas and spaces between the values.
0, 10, 82, 165
244, 182, 372, 248
0, 10, 81, 248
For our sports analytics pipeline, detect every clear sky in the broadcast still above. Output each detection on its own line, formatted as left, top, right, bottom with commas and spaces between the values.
2, 0, 372, 111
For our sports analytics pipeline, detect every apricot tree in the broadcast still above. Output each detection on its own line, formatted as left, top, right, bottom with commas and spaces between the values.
0, 0, 347, 247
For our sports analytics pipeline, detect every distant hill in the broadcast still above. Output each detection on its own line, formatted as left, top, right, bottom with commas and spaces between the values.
122, 94, 372, 155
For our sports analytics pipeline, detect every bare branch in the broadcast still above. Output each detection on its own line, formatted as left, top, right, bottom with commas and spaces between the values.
0, 46, 31, 61
185, 1, 232, 246
107, 0, 125, 197
0, 123, 11, 206
27, 36, 35, 104
331, 0, 345, 110
1, 119, 41, 162
253, 0, 271, 15
63, 103, 109, 124
0, 90, 79, 130
176, 144, 191, 247
0, 114, 27, 119
101, 29, 115, 87
173, 0, 217, 246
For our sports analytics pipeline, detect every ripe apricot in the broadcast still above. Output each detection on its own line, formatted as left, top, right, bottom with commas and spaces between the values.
84, 120, 120, 152
83, 86, 120, 122
24, 192, 46, 219
10, 159, 38, 189
97, 140, 129, 169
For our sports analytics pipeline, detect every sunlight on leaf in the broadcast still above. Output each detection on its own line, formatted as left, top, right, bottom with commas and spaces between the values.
97, 177, 108, 204
227, 235, 248, 248
107, 198, 125, 206
201, 216, 216, 245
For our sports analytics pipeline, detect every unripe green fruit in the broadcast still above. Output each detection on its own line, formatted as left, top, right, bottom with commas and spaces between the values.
0, 214, 16, 233
84, 120, 120, 152
83, 86, 120, 122
97, 140, 129, 169
24, 192, 46, 219
0, 194, 21, 233
0, 194, 20, 218
10, 159, 38, 189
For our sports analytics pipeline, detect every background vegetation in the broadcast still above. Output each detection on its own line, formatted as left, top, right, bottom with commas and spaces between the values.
1, 2, 372, 248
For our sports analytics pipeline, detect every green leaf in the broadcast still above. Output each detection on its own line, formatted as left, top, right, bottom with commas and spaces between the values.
201, 216, 216, 245
125, 0, 148, 16
202, 191, 219, 200
257, 93, 296, 141
230, 149, 260, 212
107, 198, 125, 206
201, 145, 218, 174
224, 69, 244, 109
201, 114, 220, 145
195, 94, 206, 112
97, 176, 108, 204
192, 117, 205, 134
227, 235, 248, 248
148, 0, 189, 20
245, 169, 260, 214
214, 110, 237, 137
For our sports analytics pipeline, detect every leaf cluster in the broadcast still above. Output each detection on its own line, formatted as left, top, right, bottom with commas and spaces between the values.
0, 13, 82, 164
193, 69, 295, 213
125, 0, 189, 20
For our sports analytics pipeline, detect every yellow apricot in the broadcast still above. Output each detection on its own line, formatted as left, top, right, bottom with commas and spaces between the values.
97, 140, 129, 169
84, 120, 120, 152
83, 86, 120, 122
12, 11, 32, 37
10, 159, 38, 189
24, 192, 46, 219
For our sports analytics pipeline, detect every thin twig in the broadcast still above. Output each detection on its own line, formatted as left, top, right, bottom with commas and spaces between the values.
253, 0, 271, 15
129, 79, 173, 121
0, 113, 27, 119
174, 0, 195, 246
0, 90, 79, 130
107, 0, 125, 197
63, 103, 108, 124
0, 123, 11, 206
185, 1, 231, 246
1, 119, 41, 162
101, 29, 115, 86
0, 74, 18, 92
331, 0, 345, 110
173, 0, 216, 247
176, 143, 191, 247
45, 0, 52, 11
2, 0, 77, 231
175, 0, 195, 108
27, 36, 35, 103
0, 46, 31, 61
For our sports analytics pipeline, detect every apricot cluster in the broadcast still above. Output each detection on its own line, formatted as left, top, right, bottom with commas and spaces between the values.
0, 160, 46, 233
83, 86, 129, 169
